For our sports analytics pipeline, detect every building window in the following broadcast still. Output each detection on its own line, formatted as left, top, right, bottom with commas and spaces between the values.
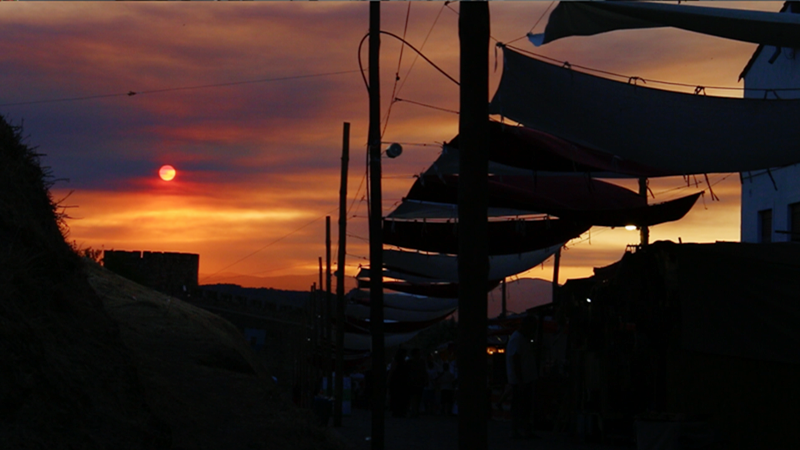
759, 209, 772, 243
790, 202, 800, 242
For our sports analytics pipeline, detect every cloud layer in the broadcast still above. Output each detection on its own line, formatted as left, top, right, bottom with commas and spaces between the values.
1, 2, 775, 290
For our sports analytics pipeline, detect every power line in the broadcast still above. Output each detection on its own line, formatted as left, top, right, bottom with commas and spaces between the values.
502, 44, 762, 94
396, 2, 448, 95
394, 97, 458, 115
0, 69, 363, 107
199, 205, 339, 283
381, 1, 413, 139
505, 1, 555, 46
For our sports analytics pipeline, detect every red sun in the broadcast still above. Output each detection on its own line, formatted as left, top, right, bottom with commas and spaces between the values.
159, 165, 176, 181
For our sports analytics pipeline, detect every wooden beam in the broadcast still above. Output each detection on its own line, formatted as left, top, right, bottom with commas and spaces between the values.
457, 3, 490, 450
334, 122, 349, 427
368, 3, 385, 449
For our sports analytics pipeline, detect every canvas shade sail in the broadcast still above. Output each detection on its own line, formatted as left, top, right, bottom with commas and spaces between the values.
380, 280, 500, 298
388, 198, 537, 220
345, 301, 456, 323
383, 245, 562, 283
356, 277, 500, 298
407, 174, 700, 228
344, 314, 449, 335
489, 48, 800, 175
346, 288, 459, 311
528, 1, 800, 48
344, 330, 421, 351
356, 266, 441, 285
383, 217, 589, 255
443, 122, 669, 178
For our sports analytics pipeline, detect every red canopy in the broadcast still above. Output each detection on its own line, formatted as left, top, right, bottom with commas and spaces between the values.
447, 121, 669, 178
406, 174, 701, 227
383, 217, 589, 255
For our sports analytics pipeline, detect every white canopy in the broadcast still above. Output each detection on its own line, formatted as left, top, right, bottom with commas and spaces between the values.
344, 330, 421, 351
383, 244, 562, 283
529, 1, 800, 48
345, 302, 455, 323
347, 289, 459, 311
489, 48, 800, 175
387, 199, 539, 220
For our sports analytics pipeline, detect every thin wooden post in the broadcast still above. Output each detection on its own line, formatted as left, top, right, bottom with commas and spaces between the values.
639, 177, 649, 247
457, 3, 490, 450
311, 283, 319, 397
308, 285, 315, 407
326, 216, 333, 397
319, 256, 330, 399
552, 247, 561, 302
500, 278, 507, 319
334, 122, 350, 427
368, 2, 385, 449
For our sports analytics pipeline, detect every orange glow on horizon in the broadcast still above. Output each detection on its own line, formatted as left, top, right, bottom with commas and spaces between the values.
6, 2, 776, 291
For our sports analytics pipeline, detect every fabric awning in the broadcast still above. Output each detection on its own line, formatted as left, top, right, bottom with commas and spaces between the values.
383, 245, 562, 283
387, 199, 538, 220
444, 122, 669, 178
529, 1, 800, 48
346, 288, 459, 312
344, 330, 421, 351
406, 174, 700, 228
383, 217, 589, 255
345, 301, 456, 323
489, 48, 800, 175
356, 278, 501, 298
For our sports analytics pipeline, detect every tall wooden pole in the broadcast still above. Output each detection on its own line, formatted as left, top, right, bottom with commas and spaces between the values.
457, 3, 490, 450
317, 256, 324, 395
310, 283, 318, 398
552, 247, 561, 302
368, 3, 385, 449
639, 177, 650, 246
334, 122, 350, 427
326, 216, 333, 397
500, 278, 507, 319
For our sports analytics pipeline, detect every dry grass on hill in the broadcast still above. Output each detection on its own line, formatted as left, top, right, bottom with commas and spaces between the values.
86, 262, 344, 450
0, 114, 343, 450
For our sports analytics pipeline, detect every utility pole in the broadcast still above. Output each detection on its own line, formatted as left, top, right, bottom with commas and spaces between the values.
639, 177, 650, 247
326, 216, 333, 397
367, 3, 385, 449
310, 283, 318, 401
457, 3, 490, 450
500, 278, 507, 319
319, 256, 329, 398
552, 247, 561, 302
334, 122, 349, 427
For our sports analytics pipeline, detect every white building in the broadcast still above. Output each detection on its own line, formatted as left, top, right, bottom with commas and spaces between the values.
740, 2, 800, 243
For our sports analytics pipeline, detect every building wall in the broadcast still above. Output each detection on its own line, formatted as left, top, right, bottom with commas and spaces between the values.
741, 24, 800, 242
103, 250, 199, 297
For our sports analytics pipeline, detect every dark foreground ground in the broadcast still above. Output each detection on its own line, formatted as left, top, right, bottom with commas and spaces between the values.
332, 407, 632, 450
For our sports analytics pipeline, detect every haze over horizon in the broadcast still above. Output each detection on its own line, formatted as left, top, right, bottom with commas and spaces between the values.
1, 2, 776, 292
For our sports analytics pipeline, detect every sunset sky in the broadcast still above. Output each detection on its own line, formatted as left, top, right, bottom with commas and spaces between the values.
1, 1, 780, 293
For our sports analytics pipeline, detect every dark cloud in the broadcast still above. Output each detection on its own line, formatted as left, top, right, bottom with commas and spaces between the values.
2, 2, 770, 288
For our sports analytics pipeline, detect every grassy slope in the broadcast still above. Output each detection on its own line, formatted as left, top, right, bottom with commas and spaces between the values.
0, 114, 342, 450
86, 261, 343, 450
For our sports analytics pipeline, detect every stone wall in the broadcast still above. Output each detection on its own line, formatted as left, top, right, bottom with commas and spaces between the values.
103, 250, 199, 297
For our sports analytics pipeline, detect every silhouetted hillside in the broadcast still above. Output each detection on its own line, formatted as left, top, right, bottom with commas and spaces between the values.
201, 283, 311, 309
0, 115, 343, 450
488, 277, 553, 317
0, 116, 168, 448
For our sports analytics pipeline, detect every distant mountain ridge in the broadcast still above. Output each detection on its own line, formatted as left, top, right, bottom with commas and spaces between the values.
201, 276, 554, 318
199, 283, 311, 308
487, 277, 553, 318
199, 272, 355, 292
